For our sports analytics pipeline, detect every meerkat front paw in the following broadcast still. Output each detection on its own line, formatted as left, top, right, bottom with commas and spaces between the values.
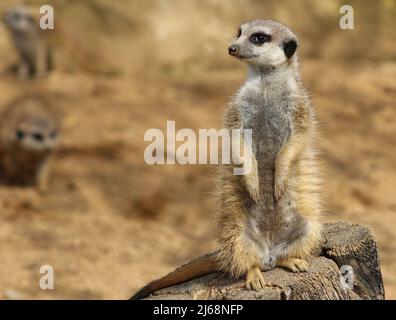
245, 267, 265, 291
277, 258, 309, 273
245, 172, 260, 203
274, 175, 286, 200
239, 146, 260, 203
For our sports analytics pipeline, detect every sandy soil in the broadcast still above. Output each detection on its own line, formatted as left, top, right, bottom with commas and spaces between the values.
0, 0, 394, 300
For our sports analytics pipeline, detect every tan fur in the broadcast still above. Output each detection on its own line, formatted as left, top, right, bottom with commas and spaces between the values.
130, 252, 219, 300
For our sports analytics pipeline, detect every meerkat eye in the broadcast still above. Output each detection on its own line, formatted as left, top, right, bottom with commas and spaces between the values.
249, 32, 271, 45
16, 130, 25, 140
236, 28, 242, 38
27, 16, 35, 24
13, 13, 21, 22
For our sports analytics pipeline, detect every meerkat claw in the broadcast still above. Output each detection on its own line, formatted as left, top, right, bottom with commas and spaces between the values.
277, 258, 309, 273
246, 267, 265, 291
245, 170, 260, 203
248, 185, 260, 203
274, 178, 285, 200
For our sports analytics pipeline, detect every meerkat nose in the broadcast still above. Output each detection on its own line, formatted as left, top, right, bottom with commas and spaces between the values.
228, 44, 240, 56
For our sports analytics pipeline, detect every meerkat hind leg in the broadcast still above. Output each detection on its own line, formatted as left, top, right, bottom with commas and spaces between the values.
245, 267, 265, 291
277, 257, 309, 273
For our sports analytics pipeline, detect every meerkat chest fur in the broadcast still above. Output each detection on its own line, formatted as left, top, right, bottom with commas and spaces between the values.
230, 66, 309, 270
236, 67, 298, 165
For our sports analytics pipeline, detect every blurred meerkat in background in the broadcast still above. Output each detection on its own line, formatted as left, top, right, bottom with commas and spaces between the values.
0, 95, 59, 192
2, 6, 53, 79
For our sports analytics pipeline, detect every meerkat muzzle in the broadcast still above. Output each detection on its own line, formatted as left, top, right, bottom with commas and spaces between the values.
228, 44, 240, 56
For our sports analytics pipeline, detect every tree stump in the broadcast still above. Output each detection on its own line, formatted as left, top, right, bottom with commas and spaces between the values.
142, 221, 385, 300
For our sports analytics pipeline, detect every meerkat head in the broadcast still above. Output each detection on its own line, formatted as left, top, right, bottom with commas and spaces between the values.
14, 116, 58, 152
2, 97, 60, 152
228, 20, 298, 70
3, 6, 36, 35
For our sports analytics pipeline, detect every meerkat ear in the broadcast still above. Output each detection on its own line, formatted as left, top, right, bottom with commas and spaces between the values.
283, 39, 298, 59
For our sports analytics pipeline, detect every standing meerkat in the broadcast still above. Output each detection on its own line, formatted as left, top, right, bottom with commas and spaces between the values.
130, 20, 321, 299
2, 6, 53, 79
0, 95, 59, 192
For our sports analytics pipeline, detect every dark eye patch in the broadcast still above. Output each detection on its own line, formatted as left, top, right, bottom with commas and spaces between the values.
249, 32, 271, 45
13, 13, 21, 21
236, 28, 242, 38
27, 15, 35, 24
16, 130, 25, 140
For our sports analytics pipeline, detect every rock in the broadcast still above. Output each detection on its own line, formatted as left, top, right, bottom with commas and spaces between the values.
142, 222, 385, 300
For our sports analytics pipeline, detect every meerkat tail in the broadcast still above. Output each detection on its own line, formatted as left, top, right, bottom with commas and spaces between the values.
130, 251, 220, 300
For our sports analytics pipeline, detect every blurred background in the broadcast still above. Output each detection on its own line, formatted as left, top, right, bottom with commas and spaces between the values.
0, 0, 394, 299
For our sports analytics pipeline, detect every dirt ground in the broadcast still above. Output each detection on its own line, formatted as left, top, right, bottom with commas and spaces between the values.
0, 0, 394, 299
